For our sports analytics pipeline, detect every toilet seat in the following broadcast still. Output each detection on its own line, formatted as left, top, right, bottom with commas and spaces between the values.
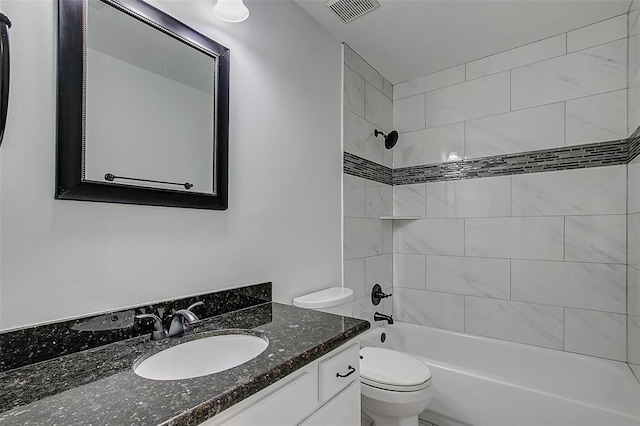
360, 347, 432, 392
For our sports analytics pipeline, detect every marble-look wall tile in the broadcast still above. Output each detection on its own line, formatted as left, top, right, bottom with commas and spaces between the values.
344, 44, 384, 93
465, 296, 564, 349
628, 315, 640, 369
630, 161, 640, 215
426, 176, 511, 218
394, 288, 464, 331
344, 109, 381, 164
393, 184, 426, 217
564, 215, 626, 264
383, 79, 393, 100
629, 213, 640, 269
511, 165, 627, 216
426, 72, 510, 127
511, 260, 626, 313
382, 220, 393, 255
465, 217, 564, 260
426, 255, 510, 299
629, 84, 640, 137
365, 254, 393, 294
465, 103, 565, 158
344, 218, 383, 259
630, 266, 640, 316
393, 65, 465, 100
393, 123, 465, 168
393, 219, 465, 256
566, 15, 627, 53
393, 254, 426, 290
630, 35, 640, 87
393, 94, 426, 133
564, 308, 626, 361
466, 35, 566, 80
343, 174, 366, 218
344, 258, 365, 300
365, 181, 392, 219
365, 82, 392, 132
630, 9, 640, 36
565, 90, 627, 146
511, 39, 627, 110
344, 65, 365, 117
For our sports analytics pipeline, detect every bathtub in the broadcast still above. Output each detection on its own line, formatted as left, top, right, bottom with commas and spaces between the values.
358, 322, 640, 426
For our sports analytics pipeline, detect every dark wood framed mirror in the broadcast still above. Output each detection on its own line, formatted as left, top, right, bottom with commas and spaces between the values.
56, 0, 229, 210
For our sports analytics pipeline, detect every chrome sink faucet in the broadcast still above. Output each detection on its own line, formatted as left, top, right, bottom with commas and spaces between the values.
168, 301, 203, 337
135, 301, 204, 340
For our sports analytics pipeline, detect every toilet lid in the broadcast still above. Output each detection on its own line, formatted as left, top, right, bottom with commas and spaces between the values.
360, 347, 431, 389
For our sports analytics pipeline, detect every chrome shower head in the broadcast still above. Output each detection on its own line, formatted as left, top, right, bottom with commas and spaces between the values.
374, 129, 398, 149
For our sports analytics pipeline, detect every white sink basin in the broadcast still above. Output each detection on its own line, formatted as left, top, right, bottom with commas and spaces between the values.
134, 333, 269, 380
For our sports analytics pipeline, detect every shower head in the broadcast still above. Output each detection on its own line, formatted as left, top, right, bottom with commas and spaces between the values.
374, 129, 398, 149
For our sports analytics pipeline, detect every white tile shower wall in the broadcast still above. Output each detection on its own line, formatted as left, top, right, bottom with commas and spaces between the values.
392, 165, 628, 360
392, 15, 628, 166
343, 45, 393, 325
629, 158, 640, 378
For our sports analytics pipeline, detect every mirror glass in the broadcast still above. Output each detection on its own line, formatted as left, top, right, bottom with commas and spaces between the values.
57, 0, 229, 210
85, 0, 217, 194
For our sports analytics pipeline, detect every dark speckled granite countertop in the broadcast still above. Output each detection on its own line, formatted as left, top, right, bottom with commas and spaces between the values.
0, 302, 369, 425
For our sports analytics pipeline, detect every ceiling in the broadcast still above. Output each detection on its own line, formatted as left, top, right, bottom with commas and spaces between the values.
295, 0, 632, 84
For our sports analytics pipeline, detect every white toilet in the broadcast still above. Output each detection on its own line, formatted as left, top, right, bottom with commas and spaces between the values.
359, 347, 432, 426
293, 287, 433, 426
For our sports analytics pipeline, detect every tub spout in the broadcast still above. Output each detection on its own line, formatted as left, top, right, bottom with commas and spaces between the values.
374, 312, 394, 325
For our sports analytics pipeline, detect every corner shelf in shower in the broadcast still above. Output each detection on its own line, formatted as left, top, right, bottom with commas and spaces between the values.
379, 216, 421, 220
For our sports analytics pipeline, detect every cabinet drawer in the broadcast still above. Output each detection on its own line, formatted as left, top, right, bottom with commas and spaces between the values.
204, 367, 318, 426
318, 343, 360, 403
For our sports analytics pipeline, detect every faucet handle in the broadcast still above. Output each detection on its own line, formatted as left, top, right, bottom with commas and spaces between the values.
186, 301, 204, 317
135, 314, 167, 341
371, 284, 392, 306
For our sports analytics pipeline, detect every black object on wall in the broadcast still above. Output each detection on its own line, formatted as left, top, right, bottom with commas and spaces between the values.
0, 13, 11, 148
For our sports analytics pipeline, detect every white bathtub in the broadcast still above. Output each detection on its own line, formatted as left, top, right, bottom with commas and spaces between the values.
359, 322, 640, 426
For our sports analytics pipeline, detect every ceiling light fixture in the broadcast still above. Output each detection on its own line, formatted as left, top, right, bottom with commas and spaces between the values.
213, 0, 249, 23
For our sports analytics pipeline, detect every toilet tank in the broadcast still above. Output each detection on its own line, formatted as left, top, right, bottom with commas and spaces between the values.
292, 287, 354, 316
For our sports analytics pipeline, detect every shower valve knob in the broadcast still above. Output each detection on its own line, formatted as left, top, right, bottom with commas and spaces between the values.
371, 284, 392, 306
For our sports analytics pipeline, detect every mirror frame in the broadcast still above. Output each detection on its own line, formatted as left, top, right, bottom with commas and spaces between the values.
56, 0, 229, 210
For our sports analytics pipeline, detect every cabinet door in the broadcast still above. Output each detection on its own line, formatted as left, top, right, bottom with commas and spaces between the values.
298, 380, 361, 426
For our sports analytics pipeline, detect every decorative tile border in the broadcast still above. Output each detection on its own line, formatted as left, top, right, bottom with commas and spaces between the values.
344, 128, 640, 185
393, 138, 629, 185
344, 152, 393, 185
630, 127, 640, 163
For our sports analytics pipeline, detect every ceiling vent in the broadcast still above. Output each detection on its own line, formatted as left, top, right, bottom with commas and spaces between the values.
325, 0, 380, 23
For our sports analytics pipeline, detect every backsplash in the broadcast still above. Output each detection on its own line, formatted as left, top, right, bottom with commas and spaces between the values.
0, 282, 271, 372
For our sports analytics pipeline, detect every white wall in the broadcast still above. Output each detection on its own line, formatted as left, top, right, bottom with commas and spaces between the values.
0, 0, 343, 330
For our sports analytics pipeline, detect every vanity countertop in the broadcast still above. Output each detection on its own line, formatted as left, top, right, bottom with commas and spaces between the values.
0, 302, 369, 425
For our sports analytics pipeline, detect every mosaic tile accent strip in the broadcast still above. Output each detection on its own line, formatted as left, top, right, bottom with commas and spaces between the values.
345, 126, 640, 186
630, 127, 640, 163
0, 282, 272, 372
393, 139, 629, 185
344, 151, 393, 185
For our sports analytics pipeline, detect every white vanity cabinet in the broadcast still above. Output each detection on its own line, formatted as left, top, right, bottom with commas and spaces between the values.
203, 342, 360, 426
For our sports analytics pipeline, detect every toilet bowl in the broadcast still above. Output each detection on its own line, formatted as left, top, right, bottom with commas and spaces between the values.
360, 347, 432, 426
292, 288, 432, 426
